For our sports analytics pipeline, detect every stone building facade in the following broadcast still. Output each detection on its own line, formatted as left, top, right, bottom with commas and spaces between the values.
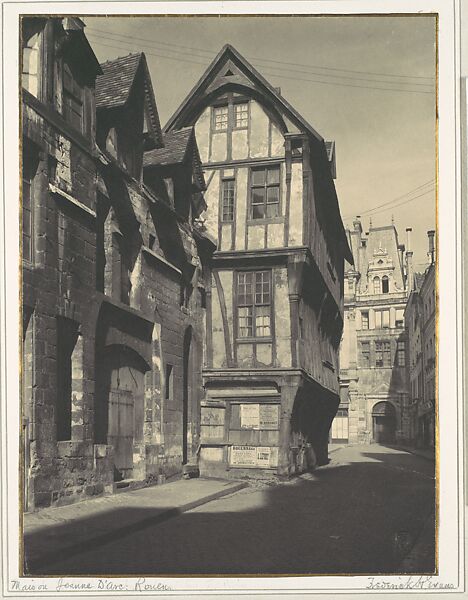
21, 18, 214, 511
337, 218, 411, 445
164, 45, 352, 476
405, 231, 436, 448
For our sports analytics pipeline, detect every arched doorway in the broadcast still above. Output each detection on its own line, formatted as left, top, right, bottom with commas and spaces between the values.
372, 401, 396, 443
95, 345, 149, 481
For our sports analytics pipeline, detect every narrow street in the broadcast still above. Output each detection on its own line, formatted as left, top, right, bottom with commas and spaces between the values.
34, 445, 435, 576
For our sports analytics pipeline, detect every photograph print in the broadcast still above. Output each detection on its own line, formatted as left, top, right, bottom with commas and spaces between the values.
19, 11, 438, 579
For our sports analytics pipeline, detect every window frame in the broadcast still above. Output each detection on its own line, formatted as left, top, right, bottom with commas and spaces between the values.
212, 104, 229, 132
62, 62, 84, 133
382, 275, 389, 294
375, 340, 391, 367
221, 176, 235, 223
360, 340, 370, 367
395, 309, 405, 328
396, 341, 406, 367
233, 101, 249, 130
373, 276, 380, 294
22, 28, 42, 98
235, 269, 273, 341
361, 311, 369, 330
249, 164, 281, 221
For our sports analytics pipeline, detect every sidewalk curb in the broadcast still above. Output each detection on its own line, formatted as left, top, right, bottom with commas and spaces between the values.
25, 480, 247, 573
390, 445, 435, 463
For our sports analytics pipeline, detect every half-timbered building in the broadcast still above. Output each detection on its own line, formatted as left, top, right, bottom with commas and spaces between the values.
164, 45, 352, 475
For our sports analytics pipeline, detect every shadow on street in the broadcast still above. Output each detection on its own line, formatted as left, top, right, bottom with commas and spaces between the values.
24, 445, 436, 577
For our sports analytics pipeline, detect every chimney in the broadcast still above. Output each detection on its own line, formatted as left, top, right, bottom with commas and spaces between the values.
406, 227, 412, 252
398, 243, 405, 269
353, 216, 362, 234
427, 230, 435, 264
404, 228, 413, 291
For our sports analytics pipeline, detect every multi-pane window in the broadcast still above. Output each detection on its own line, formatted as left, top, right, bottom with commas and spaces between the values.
213, 105, 228, 131
361, 311, 369, 330
360, 341, 370, 367
375, 341, 391, 367
221, 178, 235, 222
234, 103, 249, 128
250, 166, 280, 219
63, 64, 83, 131
396, 341, 406, 367
237, 271, 271, 338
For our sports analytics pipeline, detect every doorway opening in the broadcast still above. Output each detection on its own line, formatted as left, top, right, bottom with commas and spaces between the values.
372, 401, 396, 443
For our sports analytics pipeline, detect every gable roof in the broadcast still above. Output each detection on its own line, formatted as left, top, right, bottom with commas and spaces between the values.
163, 44, 322, 142
96, 52, 142, 109
144, 126, 206, 192
163, 44, 352, 263
96, 52, 163, 147
144, 127, 193, 167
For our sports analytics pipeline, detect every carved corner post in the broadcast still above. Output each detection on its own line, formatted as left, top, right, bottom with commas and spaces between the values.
287, 254, 305, 368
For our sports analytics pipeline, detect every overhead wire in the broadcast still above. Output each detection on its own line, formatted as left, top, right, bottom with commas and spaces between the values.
85, 25, 435, 82
342, 185, 435, 223
342, 180, 435, 220
85, 30, 435, 95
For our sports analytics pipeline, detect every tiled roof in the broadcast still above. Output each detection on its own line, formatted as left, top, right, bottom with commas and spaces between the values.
144, 127, 193, 167
96, 53, 142, 109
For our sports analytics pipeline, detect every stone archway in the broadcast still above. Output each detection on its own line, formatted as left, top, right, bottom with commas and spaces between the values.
372, 401, 396, 444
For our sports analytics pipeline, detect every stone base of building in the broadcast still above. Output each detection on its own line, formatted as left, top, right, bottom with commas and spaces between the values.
199, 369, 339, 481
25, 441, 191, 512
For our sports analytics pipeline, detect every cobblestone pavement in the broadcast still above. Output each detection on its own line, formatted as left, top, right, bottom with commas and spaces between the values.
32, 444, 436, 576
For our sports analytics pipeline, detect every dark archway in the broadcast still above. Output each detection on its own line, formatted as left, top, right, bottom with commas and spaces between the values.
372, 401, 396, 444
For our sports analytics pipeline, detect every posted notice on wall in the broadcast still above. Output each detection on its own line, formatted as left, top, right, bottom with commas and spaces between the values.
240, 404, 279, 430
230, 445, 279, 468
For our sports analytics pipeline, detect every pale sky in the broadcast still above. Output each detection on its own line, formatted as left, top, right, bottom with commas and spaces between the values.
85, 15, 437, 269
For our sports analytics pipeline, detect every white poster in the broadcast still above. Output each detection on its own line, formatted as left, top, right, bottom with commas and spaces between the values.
230, 445, 257, 466
240, 403, 260, 429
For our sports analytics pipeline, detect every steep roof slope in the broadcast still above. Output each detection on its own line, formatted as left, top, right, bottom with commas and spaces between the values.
96, 52, 163, 148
